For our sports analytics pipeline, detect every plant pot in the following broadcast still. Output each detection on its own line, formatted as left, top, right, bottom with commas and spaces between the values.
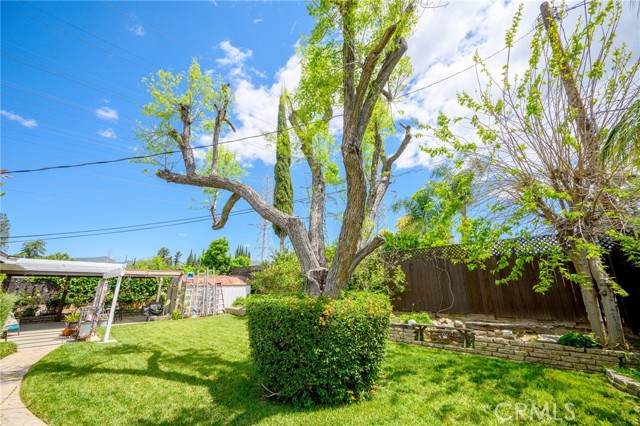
61, 327, 75, 337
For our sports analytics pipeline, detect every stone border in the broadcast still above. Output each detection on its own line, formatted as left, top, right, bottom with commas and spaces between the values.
226, 306, 246, 316
605, 369, 640, 398
390, 323, 639, 373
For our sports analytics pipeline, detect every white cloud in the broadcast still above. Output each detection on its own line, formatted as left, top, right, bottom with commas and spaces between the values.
178, 233, 188, 238
97, 128, 117, 138
253, 18, 263, 24
391, 1, 544, 169
127, 23, 145, 36
204, 54, 303, 166
0, 110, 37, 128
96, 106, 119, 121
126, 13, 145, 36
215, 41, 253, 78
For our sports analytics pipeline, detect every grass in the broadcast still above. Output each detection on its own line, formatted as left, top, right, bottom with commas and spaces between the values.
615, 366, 640, 382
21, 315, 639, 426
0, 341, 17, 358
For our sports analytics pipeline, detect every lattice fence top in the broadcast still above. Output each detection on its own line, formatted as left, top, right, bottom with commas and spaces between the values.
385, 234, 619, 262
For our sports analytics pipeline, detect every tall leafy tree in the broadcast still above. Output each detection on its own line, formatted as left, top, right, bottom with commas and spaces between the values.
45, 252, 73, 260
272, 92, 294, 253
173, 250, 182, 266
156, 247, 171, 265
19, 240, 46, 258
138, 1, 427, 296
201, 238, 232, 274
424, 1, 639, 347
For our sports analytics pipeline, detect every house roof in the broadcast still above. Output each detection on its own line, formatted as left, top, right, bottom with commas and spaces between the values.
182, 274, 248, 286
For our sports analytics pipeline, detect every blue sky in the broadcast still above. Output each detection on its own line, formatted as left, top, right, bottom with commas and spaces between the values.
1, 1, 638, 263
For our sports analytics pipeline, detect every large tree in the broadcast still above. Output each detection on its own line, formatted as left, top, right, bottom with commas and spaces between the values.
19, 239, 46, 258
201, 238, 232, 275
138, 0, 427, 296
424, 0, 639, 347
272, 92, 294, 253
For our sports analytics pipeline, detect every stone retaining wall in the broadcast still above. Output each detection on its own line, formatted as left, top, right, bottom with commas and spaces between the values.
390, 323, 638, 373
605, 369, 640, 398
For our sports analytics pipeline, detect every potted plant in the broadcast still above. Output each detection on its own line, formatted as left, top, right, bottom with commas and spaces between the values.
62, 311, 80, 336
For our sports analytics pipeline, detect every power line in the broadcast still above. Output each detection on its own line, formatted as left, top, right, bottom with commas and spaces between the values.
6, 188, 350, 243
3, 3, 569, 176
3, 113, 344, 174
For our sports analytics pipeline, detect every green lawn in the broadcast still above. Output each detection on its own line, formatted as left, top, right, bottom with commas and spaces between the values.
0, 341, 17, 358
21, 315, 639, 426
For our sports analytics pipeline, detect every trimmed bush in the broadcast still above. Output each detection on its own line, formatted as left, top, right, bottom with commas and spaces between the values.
247, 292, 391, 406
557, 331, 598, 348
0, 291, 16, 325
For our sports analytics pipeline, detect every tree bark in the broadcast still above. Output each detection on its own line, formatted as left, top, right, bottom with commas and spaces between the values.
572, 251, 608, 344
541, 2, 626, 347
588, 256, 626, 348
325, 14, 408, 295
157, 170, 324, 289
361, 124, 412, 247
289, 111, 327, 267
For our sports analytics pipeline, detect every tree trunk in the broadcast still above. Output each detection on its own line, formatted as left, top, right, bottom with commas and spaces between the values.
279, 235, 285, 254
572, 251, 608, 344
56, 276, 71, 322
588, 256, 626, 348
572, 251, 608, 345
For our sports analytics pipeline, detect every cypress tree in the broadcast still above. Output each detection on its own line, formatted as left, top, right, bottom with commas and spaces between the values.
272, 92, 294, 252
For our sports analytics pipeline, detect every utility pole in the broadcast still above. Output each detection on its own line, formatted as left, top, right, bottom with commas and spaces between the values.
253, 176, 274, 262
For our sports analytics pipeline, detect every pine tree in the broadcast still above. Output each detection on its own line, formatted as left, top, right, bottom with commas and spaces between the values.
272, 91, 294, 253
186, 250, 194, 267
234, 244, 250, 259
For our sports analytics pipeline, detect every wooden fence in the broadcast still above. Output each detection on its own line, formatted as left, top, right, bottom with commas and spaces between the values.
391, 243, 639, 330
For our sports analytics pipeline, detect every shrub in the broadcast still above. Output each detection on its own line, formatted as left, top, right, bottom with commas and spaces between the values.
171, 309, 182, 320
396, 312, 432, 324
232, 296, 247, 307
247, 292, 391, 406
0, 291, 16, 324
249, 250, 305, 295
347, 250, 406, 297
557, 331, 598, 348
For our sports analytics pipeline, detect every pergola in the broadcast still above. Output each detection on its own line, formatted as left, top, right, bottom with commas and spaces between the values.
0, 252, 182, 342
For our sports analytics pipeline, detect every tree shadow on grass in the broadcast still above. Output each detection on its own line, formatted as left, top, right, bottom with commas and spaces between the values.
24, 342, 340, 426
23, 340, 639, 426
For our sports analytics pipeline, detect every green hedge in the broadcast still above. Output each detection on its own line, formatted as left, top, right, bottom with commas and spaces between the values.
247, 292, 391, 406
0, 291, 16, 325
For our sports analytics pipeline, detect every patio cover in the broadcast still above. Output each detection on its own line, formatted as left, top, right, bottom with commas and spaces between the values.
0, 252, 126, 278
1, 253, 184, 342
